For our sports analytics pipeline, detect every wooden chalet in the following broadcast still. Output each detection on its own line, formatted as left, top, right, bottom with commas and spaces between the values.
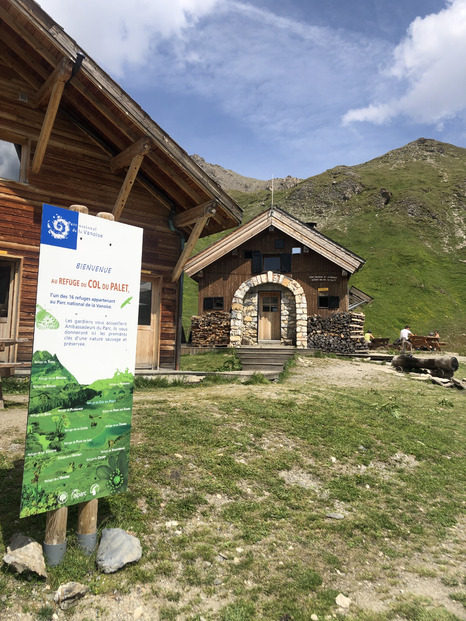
0, 0, 242, 371
184, 208, 365, 348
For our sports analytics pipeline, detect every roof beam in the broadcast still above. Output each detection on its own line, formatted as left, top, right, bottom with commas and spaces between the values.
33, 57, 73, 108
171, 208, 215, 282
173, 200, 217, 229
31, 60, 72, 174
110, 136, 152, 173
112, 152, 145, 221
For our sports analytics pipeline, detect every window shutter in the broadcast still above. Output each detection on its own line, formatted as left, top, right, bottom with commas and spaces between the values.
281, 253, 292, 272
251, 251, 262, 273
203, 297, 213, 310
329, 296, 340, 309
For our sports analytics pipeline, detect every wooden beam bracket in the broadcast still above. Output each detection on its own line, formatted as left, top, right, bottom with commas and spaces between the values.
110, 137, 153, 173
33, 57, 73, 109
31, 58, 74, 174
173, 200, 217, 229
112, 152, 145, 221
171, 203, 217, 282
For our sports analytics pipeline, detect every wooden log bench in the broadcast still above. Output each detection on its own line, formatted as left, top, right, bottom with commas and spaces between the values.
392, 354, 458, 378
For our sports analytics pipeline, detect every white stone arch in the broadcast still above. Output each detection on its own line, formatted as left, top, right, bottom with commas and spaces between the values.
230, 271, 308, 348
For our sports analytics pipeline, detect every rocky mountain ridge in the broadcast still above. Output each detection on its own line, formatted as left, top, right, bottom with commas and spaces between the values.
191, 154, 302, 193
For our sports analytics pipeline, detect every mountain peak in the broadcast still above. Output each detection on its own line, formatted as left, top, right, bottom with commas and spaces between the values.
191, 154, 302, 193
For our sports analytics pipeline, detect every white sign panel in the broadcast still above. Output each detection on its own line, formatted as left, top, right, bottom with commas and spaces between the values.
21, 204, 143, 517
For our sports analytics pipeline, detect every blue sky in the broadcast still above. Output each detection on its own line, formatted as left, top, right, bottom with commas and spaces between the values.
35, 0, 466, 180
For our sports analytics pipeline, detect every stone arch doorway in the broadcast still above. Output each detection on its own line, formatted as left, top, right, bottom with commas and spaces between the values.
230, 272, 307, 348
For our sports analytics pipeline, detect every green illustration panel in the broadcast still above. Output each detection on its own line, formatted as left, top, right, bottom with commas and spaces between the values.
20, 350, 134, 518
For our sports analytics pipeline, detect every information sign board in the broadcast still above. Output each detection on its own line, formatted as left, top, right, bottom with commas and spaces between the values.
20, 204, 143, 517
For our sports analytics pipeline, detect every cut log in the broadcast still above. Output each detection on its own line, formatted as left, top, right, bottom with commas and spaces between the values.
392, 355, 458, 377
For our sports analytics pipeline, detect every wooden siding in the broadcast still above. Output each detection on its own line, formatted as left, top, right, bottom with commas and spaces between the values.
0, 71, 181, 367
197, 229, 349, 318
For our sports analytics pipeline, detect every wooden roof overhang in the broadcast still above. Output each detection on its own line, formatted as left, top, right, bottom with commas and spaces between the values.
349, 286, 373, 310
0, 0, 242, 281
185, 207, 365, 278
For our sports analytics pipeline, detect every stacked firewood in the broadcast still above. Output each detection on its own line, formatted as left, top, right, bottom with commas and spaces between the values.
190, 312, 231, 347
307, 312, 367, 353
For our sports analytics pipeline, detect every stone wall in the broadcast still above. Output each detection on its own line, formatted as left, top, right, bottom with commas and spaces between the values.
230, 271, 308, 348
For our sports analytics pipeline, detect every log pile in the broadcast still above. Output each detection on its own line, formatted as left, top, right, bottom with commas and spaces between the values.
190, 312, 231, 347
307, 312, 367, 354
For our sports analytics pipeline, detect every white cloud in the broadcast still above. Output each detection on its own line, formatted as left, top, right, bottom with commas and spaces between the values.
343, 0, 466, 125
37, 0, 220, 76
141, 2, 389, 146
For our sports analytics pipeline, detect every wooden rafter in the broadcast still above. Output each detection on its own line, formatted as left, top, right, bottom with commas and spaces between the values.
173, 200, 217, 229
110, 136, 152, 173
112, 152, 145, 221
31, 58, 73, 174
171, 208, 216, 282
33, 57, 73, 108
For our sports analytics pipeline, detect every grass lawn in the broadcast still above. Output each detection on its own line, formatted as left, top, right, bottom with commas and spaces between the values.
0, 356, 465, 620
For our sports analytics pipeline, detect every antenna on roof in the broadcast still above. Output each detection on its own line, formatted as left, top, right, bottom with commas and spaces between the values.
271, 175, 274, 209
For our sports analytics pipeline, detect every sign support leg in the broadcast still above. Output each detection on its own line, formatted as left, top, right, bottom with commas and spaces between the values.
43, 506, 68, 566
77, 498, 98, 554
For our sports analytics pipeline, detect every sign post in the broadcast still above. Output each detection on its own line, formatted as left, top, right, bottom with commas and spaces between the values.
21, 204, 142, 565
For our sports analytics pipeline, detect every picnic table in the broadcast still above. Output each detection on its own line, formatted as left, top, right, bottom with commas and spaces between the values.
409, 335, 444, 351
0, 338, 29, 408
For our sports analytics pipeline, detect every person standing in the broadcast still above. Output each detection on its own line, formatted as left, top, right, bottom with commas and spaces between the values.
400, 325, 413, 352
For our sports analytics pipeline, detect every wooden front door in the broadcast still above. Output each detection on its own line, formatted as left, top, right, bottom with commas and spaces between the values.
0, 259, 20, 362
258, 291, 281, 341
136, 276, 162, 369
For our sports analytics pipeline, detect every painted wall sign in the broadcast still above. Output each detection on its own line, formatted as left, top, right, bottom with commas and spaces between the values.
20, 204, 143, 518
309, 276, 338, 282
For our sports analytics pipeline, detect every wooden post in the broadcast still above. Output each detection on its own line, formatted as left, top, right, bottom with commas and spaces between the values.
43, 507, 68, 566
76, 499, 98, 554
45, 507, 68, 543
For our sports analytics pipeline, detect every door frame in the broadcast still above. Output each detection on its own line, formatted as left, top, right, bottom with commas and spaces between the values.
0, 256, 22, 363
136, 275, 162, 369
258, 290, 281, 342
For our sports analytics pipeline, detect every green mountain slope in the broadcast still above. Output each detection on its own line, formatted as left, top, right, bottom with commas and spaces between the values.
184, 138, 466, 353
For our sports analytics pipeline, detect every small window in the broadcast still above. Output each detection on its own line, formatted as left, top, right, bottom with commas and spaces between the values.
318, 295, 340, 309
203, 297, 224, 311
274, 239, 284, 249
263, 255, 281, 271
261, 295, 279, 312
138, 281, 152, 325
0, 140, 21, 181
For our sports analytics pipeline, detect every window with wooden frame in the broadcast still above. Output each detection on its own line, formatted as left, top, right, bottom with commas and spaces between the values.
0, 136, 30, 183
318, 295, 340, 309
251, 251, 292, 274
203, 297, 224, 311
